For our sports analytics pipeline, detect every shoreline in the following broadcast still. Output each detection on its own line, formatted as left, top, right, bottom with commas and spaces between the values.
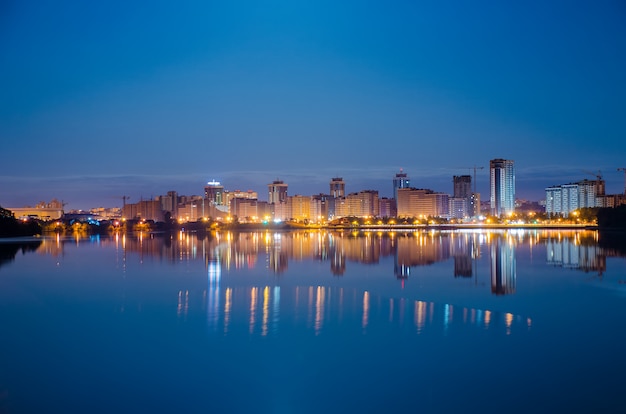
218, 222, 599, 231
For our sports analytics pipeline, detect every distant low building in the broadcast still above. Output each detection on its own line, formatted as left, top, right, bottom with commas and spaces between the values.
5, 199, 64, 221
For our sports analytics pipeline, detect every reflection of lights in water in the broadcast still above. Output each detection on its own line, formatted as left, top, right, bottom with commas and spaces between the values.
262, 287, 270, 336
315, 286, 325, 335
415, 301, 427, 334
208, 259, 221, 285
249, 287, 258, 334
177, 290, 189, 318
224, 288, 232, 334
505, 313, 513, 335
273, 287, 280, 332
362, 291, 370, 329
307, 287, 314, 328
190, 283, 532, 336
207, 258, 221, 330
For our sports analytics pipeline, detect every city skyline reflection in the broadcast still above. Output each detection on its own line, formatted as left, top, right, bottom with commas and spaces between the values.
10, 229, 621, 279
3, 229, 619, 337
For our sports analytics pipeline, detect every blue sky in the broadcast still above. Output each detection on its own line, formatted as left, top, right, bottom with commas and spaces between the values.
1, 0, 625, 210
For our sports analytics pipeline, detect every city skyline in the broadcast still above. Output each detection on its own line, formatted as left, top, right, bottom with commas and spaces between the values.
2, 163, 624, 212
2, 1, 625, 210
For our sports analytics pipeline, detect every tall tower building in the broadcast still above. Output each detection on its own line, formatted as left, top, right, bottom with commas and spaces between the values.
453, 175, 472, 199
204, 180, 224, 206
393, 169, 410, 201
329, 177, 345, 198
450, 175, 472, 219
490, 159, 515, 216
268, 180, 288, 204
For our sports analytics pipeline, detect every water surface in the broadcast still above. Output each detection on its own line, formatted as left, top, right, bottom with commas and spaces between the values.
1, 230, 625, 413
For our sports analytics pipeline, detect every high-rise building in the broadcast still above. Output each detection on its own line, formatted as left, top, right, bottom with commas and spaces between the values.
545, 178, 606, 217
450, 175, 472, 219
329, 177, 345, 198
393, 169, 410, 201
490, 159, 515, 216
204, 180, 224, 206
453, 175, 472, 199
268, 180, 288, 204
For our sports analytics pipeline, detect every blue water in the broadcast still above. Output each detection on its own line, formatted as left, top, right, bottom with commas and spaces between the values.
1, 230, 625, 413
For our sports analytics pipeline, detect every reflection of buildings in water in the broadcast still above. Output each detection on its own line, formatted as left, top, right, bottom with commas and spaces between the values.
393, 233, 451, 280
450, 233, 478, 278
267, 233, 288, 274
546, 235, 607, 275
331, 247, 346, 276
40, 231, 621, 289
341, 233, 381, 264
490, 236, 516, 295
194, 283, 530, 336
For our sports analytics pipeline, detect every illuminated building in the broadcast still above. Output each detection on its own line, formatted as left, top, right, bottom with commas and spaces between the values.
330, 177, 345, 198
311, 194, 330, 222
471, 193, 481, 216
378, 197, 394, 217
268, 180, 288, 205
176, 196, 203, 221
223, 190, 258, 210
333, 191, 379, 218
6, 199, 65, 220
268, 180, 289, 221
204, 180, 225, 206
450, 175, 472, 219
289, 195, 312, 222
122, 199, 164, 222
490, 159, 515, 216
229, 198, 258, 221
393, 169, 410, 201
156, 191, 178, 218
545, 178, 605, 217
396, 188, 449, 218
272, 200, 290, 221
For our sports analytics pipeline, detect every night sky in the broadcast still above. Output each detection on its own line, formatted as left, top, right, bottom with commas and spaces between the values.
1, 1, 625, 210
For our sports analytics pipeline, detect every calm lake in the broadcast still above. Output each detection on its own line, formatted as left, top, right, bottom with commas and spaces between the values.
1, 229, 625, 413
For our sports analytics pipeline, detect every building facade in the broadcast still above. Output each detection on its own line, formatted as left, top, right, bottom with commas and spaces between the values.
490, 159, 515, 216
451, 175, 472, 219
204, 180, 225, 206
268, 180, 288, 205
329, 177, 345, 198
396, 188, 449, 219
545, 179, 606, 217
393, 169, 410, 201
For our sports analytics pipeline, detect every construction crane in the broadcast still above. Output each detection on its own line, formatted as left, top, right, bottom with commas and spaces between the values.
583, 170, 603, 181
618, 168, 626, 195
469, 165, 484, 195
